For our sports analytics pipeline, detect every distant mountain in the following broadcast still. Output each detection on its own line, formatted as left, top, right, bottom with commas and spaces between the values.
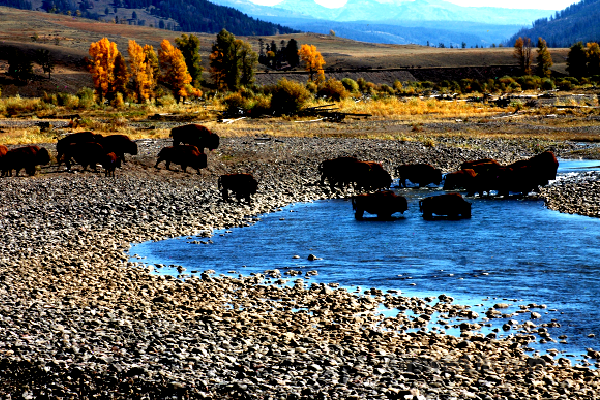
507, 0, 600, 48
211, 0, 554, 25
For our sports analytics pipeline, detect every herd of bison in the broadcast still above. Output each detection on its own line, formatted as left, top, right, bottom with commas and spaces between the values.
0, 123, 559, 220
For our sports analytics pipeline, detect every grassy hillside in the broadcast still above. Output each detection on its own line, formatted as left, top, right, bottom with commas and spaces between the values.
0, 7, 570, 97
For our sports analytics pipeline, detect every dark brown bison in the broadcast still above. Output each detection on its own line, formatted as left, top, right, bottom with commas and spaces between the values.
352, 190, 407, 219
460, 158, 500, 174
419, 193, 471, 219
99, 134, 138, 164
218, 173, 258, 203
155, 145, 207, 174
318, 156, 361, 189
397, 164, 442, 187
56, 131, 102, 169
170, 124, 220, 152
1, 145, 51, 177
443, 169, 477, 191
508, 151, 559, 186
62, 142, 107, 172
353, 161, 392, 192
102, 152, 120, 177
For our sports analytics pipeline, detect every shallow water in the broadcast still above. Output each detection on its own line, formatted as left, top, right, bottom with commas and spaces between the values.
131, 159, 600, 362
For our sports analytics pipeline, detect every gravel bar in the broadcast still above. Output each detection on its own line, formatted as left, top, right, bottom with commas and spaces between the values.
1, 136, 599, 399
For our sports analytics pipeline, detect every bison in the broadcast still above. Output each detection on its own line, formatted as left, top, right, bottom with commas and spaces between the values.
353, 161, 392, 192
0, 145, 7, 158
352, 190, 407, 219
218, 173, 258, 203
102, 152, 120, 177
1, 145, 51, 177
99, 134, 138, 164
419, 193, 471, 219
170, 124, 220, 152
318, 156, 360, 189
443, 169, 477, 191
460, 158, 500, 174
62, 141, 107, 172
155, 145, 208, 174
56, 131, 102, 170
397, 164, 442, 187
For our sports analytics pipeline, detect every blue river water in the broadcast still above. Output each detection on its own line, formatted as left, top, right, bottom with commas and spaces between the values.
130, 159, 600, 363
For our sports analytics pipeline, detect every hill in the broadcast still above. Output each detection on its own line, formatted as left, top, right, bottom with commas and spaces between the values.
0, 7, 571, 97
1, 0, 298, 37
507, 0, 600, 48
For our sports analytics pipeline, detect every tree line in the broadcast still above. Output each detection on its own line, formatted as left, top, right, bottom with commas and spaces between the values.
83, 29, 327, 105
512, 36, 600, 79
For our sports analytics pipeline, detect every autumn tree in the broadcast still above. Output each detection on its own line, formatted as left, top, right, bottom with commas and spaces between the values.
144, 44, 160, 90
159, 39, 201, 102
566, 41, 588, 78
175, 33, 203, 88
299, 44, 325, 83
128, 40, 153, 103
536, 37, 553, 77
513, 37, 533, 75
112, 53, 129, 100
587, 42, 600, 77
87, 37, 120, 102
209, 28, 257, 91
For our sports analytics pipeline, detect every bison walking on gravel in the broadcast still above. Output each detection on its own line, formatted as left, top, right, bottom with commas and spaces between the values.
170, 124, 220, 152
62, 142, 107, 172
218, 173, 258, 203
155, 145, 208, 174
102, 152, 120, 177
1, 145, 51, 177
99, 134, 138, 164
56, 131, 102, 170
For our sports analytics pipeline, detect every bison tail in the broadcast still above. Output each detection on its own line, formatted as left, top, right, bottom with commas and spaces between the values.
418, 200, 423, 212
217, 176, 222, 189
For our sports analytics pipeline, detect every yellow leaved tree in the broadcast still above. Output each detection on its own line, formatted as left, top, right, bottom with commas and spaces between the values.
299, 44, 325, 83
87, 38, 121, 102
128, 40, 153, 103
158, 39, 201, 103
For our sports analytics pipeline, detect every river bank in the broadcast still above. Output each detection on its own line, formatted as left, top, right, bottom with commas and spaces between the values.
1, 136, 600, 399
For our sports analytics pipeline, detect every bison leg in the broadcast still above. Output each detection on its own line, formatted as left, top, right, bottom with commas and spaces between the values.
354, 208, 364, 220
221, 188, 229, 202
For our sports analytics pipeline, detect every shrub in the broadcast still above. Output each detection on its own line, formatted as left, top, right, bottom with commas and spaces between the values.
516, 75, 540, 90
317, 78, 347, 101
393, 80, 403, 91
557, 78, 573, 90
508, 82, 522, 92
111, 92, 125, 108
223, 92, 245, 111
42, 91, 58, 106
341, 78, 359, 93
541, 78, 555, 90
306, 81, 317, 93
270, 78, 311, 115
57, 92, 79, 108
249, 93, 271, 116
77, 87, 95, 109
156, 94, 176, 106
379, 84, 394, 95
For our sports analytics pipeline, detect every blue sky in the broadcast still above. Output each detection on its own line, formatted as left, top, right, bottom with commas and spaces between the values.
249, 0, 580, 11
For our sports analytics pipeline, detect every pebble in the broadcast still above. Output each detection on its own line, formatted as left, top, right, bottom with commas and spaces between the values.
1, 136, 599, 399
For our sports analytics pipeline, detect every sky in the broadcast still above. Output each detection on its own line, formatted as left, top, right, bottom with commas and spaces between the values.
249, 0, 580, 11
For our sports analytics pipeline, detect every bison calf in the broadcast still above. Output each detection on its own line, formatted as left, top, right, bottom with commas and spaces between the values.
155, 145, 207, 174
218, 173, 258, 203
102, 152, 120, 177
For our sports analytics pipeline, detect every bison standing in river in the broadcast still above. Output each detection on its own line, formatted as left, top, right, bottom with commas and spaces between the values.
397, 164, 442, 187
318, 156, 360, 189
1, 145, 51, 177
219, 173, 258, 203
170, 124, 220, 152
419, 193, 471, 219
155, 145, 207, 174
352, 190, 407, 220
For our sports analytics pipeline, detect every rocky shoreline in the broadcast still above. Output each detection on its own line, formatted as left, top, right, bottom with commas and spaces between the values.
1, 136, 600, 399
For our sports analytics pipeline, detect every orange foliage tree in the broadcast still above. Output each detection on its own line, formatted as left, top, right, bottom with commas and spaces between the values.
299, 44, 325, 83
128, 40, 153, 103
87, 38, 121, 102
158, 39, 201, 102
